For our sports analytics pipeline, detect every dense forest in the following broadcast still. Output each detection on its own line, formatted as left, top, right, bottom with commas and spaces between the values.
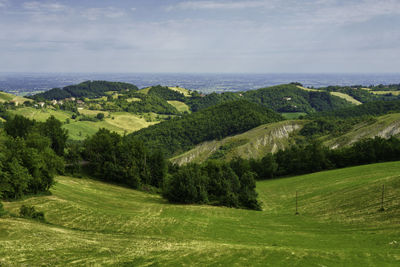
131, 100, 283, 157
31, 81, 138, 100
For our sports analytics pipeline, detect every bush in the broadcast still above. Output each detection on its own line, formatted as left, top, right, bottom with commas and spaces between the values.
19, 205, 45, 222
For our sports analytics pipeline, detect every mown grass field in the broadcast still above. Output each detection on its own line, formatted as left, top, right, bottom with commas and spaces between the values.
3, 161, 399, 266
167, 100, 190, 113
330, 92, 362, 105
0, 91, 32, 104
9, 108, 158, 141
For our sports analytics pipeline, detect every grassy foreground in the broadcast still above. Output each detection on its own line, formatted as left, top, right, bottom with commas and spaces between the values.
1, 162, 400, 266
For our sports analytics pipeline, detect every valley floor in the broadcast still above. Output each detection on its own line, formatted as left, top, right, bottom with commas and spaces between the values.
1, 162, 400, 266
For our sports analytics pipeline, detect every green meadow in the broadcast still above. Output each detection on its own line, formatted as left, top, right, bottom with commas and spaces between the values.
1, 161, 399, 266
9, 108, 158, 141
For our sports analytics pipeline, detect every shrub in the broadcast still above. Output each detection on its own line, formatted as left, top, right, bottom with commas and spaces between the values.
19, 205, 45, 222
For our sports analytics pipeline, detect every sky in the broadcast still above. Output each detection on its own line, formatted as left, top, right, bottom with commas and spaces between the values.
0, 0, 399, 73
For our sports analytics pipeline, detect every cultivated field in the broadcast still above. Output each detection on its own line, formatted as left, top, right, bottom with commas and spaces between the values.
2, 162, 399, 266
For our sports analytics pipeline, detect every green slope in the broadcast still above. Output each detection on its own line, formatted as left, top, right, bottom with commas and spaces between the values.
132, 100, 283, 158
8, 107, 158, 141
324, 113, 400, 148
2, 162, 400, 266
171, 120, 306, 165
0, 91, 32, 104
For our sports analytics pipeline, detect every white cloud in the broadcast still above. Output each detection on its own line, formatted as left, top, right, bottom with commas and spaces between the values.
168, 0, 275, 11
81, 7, 126, 21
22, 1, 67, 12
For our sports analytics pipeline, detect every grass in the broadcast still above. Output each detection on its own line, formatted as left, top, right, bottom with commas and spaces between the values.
296, 86, 362, 105
9, 108, 158, 141
330, 92, 362, 105
168, 86, 192, 97
1, 161, 400, 266
370, 91, 400, 96
11, 107, 73, 122
167, 100, 190, 113
0, 91, 32, 104
64, 112, 158, 141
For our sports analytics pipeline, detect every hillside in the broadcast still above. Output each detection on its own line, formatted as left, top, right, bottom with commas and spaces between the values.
324, 113, 400, 148
31, 81, 139, 100
0, 91, 32, 104
2, 161, 400, 265
171, 120, 306, 165
9, 107, 158, 141
131, 100, 283, 157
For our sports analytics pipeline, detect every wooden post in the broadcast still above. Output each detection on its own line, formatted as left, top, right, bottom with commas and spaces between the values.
379, 184, 385, 212
295, 191, 299, 215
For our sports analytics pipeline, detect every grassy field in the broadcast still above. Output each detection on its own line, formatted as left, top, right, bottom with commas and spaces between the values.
371, 91, 400, 96
296, 86, 362, 105
167, 100, 190, 113
64, 112, 158, 141
1, 161, 399, 266
330, 92, 362, 105
11, 107, 73, 122
9, 108, 158, 141
168, 86, 192, 97
0, 91, 32, 104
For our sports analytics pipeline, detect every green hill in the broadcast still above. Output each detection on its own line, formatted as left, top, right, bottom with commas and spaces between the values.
8, 107, 158, 141
31, 81, 139, 100
2, 161, 399, 266
131, 100, 283, 157
0, 91, 32, 104
171, 120, 306, 165
323, 113, 400, 149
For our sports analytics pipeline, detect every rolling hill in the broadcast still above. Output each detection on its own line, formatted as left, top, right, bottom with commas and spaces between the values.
171, 120, 306, 165
131, 100, 284, 157
0, 91, 32, 104
1, 161, 399, 265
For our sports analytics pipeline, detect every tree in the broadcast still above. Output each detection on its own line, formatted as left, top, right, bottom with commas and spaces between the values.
96, 113, 105, 120
39, 116, 68, 156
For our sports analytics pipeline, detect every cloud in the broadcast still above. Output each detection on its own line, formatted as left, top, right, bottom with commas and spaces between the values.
167, 0, 274, 11
0, 0, 8, 8
22, 1, 67, 12
298, 0, 400, 26
81, 7, 126, 20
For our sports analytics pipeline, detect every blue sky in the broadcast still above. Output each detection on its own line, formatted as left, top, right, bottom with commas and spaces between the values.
0, 0, 399, 73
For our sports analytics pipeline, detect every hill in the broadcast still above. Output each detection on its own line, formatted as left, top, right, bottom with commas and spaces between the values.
31, 81, 139, 100
241, 84, 353, 113
324, 113, 400, 149
9, 107, 158, 141
2, 161, 399, 265
131, 100, 283, 157
171, 120, 306, 165
308, 100, 400, 119
0, 91, 32, 105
